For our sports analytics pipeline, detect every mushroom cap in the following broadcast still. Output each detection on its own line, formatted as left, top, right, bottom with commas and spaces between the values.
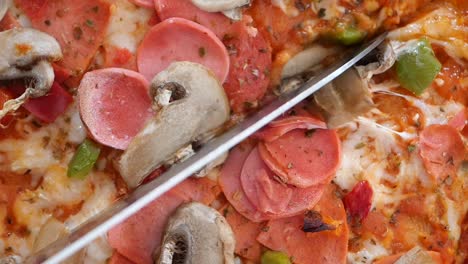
0, 28, 62, 119
281, 45, 340, 79
190, 0, 250, 12
0, 28, 62, 72
0, 60, 54, 97
117, 61, 230, 188
314, 67, 374, 128
156, 202, 235, 264
0, 1, 7, 23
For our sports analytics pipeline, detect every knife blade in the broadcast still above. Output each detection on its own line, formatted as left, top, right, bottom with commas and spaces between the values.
27, 32, 387, 264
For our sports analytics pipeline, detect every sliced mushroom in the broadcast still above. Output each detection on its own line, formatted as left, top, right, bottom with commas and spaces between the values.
195, 151, 228, 178
191, 0, 250, 12
0, 28, 62, 119
33, 216, 67, 253
117, 62, 230, 188
394, 247, 436, 264
0, 28, 62, 71
278, 45, 340, 94
281, 45, 340, 79
0, 256, 22, 264
277, 43, 381, 128
0, 0, 7, 22
156, 202, 235, 264
222, 8, 243, 21
314, 68, 374, 128
355, 41, 396, 81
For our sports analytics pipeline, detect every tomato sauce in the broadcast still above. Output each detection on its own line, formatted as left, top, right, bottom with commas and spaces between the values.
432, 45, 468, 105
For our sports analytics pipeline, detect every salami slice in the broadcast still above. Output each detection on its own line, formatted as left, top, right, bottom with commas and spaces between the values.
257, 185, 349, 264
263, 129, 341, 188
419, 124, 465, 181
78, 68, 153, 150
137, 17, 229, 83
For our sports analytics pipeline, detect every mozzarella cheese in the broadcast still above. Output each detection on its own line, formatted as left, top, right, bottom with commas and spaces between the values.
388, 7, 468, 62
347, 239, 389, 264
0, 104, 117, 260
105, 0, 153, 53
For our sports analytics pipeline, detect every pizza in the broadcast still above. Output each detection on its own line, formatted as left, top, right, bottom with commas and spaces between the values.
0, 0, 466, 264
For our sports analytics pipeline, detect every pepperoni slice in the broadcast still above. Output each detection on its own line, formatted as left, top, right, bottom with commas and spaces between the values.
262, 129, 341, 188
257, 185, 349, 264
137, 17, 229, 83
16, 0, 111, 79
419, 124, 466, 181
154, 0, 230, 37
241, 147, 293, 214
448, 109, 467, 132
222, 19, 272, 113
78, 68, 153, 150
220, 204, 263, 261
108, 191, 182, 264
108, 178, 218, 264
108, 253, 135, 264
240, 145, 325, 218
256, 113, 327, 142
130, 0, 153, 8
219, 143, 270, 222
257, 142, 289, 182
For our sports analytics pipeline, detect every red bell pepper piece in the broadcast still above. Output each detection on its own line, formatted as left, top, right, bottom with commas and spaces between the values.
24, 82, 73, 123
343, 180, 373, 221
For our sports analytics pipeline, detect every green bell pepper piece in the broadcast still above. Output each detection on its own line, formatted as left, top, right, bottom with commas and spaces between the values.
68, 139, 101, 179
261, 251, 291, 264
396, 38, 441, 95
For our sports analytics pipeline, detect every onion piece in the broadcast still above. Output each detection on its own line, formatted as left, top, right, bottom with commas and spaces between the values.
33, 217, 67, 252
394, 247, 436, 264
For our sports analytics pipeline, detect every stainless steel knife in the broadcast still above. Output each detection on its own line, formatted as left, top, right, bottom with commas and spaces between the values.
27, 33, 387, 264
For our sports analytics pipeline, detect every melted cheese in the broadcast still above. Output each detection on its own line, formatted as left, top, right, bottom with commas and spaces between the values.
105, 0, 153, 53
347, 239, 389, 264
0, 105, 117, 260
388, 7, 468, 62
334, 117, 414, 212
